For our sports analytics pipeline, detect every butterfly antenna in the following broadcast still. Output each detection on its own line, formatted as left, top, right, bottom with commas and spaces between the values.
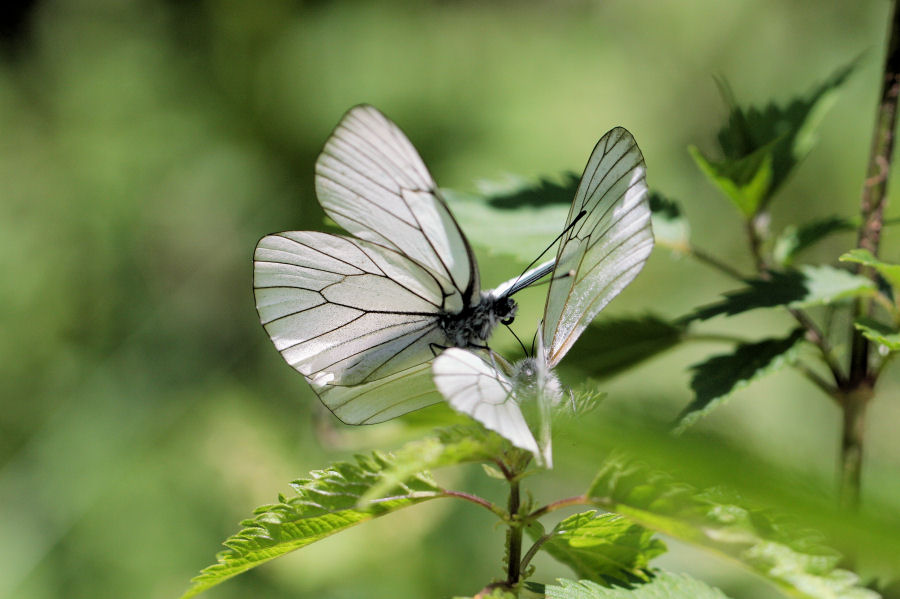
530, 328, 538, 358
506, 323, 529, 357
502, 209, 588, 297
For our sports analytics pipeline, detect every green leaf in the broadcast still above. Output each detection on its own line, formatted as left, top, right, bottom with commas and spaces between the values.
546, 571, 732, 599
854, 317, 900, 351
360, 425, 507, 504
562, 386, 608, 418
179, 454, 442, 599
443, 184, 571, 262
688, 266, 874, 321
713, 60, 856, 206
566, 315, 687, 379
648, 191, 690, 252
840, 248, 900, 290
586, 455, 880, 599
528, 511, 666, 584
773, 216, 856, 266
676, 329, 805, 432
689, 143, 773, 217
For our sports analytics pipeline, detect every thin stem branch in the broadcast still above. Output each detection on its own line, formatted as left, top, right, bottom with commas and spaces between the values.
519, 533, 553, 575
745, 215, 767, 272
439, 490, 506, 518
792, 362, 842, 403
526, 495, 590, 521
687, 244, 748, 281
788, 307, 847, 387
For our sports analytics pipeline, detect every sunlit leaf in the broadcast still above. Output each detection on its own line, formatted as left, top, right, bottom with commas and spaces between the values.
565, 315, 687, 379
360, 425, 506, 503
854, 317, 900, 351
527, 511, 666, 584
443, 186, 570, 262
689, 143, 773, 217
648, 191, 690, 252
545, 571, 732, 599
179, 454, 442, 599
676, 329, 805, 432
586, 455, 880, 599
688, 266, 874, 321
840, 248, 900, 290
773, 216, 856, 266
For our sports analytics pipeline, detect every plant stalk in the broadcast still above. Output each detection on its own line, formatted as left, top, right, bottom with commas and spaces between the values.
505, 478, 522, 588
843, 0, 900, 508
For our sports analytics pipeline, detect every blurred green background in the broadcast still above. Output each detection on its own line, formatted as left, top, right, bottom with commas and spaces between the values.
2, 1, 898, 598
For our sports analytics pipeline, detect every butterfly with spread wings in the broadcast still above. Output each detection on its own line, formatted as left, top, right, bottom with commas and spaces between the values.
254, 105, 552, 425
433, 127, 654, 467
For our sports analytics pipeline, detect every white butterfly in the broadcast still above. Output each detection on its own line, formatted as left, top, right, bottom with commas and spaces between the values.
253, 105, 552, 424
433, 127, 654, 467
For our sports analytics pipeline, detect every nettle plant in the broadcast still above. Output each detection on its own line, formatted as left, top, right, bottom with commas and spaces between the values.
181, 22, 900, 599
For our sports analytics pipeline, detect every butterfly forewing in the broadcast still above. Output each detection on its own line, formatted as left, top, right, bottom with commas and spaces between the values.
316, 105, 479, 301
542, 127, 653, 367
255, 231, 451, 390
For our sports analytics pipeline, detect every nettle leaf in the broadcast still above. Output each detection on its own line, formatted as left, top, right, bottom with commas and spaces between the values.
689, 266, 874, 321
586, 455, 879, 599
773, 216, 856, 266
840, 249, 900, 290
690, 142, 774, 217
443, 184, 571, 262
710, 60, 855, 209
546, 571, 732, 599
180, 454, 442, 599
676, 329, 805, 432
649, 191, 690, 252
854, 317, 900, 351
360, 425, 506, 503
565, 315, 687, 379
527, 511, 666, 584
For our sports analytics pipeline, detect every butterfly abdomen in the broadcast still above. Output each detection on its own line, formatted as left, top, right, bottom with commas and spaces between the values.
439, 294, 517, 348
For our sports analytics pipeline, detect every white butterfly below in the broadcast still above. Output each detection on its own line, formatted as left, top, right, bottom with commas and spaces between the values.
254, 105, 552, 425
433, 127, 654, 467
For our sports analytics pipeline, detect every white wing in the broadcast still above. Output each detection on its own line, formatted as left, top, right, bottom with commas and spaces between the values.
542, 127, 654, 367
316, 105, 478, 306
254, 231, 451, 389
432, 348, 541, 459
317, 362, 443, 424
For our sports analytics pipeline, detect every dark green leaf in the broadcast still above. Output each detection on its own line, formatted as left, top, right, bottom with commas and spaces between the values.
585, 455, 879, 599
546, 571, 732, 599
648, 191, 690, 252
773, 216, 856, 266
713, 60, 856, 206
687, 266, 874, 321
179, 454, 442, 599
566, 315, 687, 379
676, 329, 805, 432
854, 317, 900, 351
527, 511, 666, 584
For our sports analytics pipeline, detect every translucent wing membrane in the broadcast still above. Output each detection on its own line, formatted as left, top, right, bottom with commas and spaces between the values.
318, 362, 443, 424
542, 127, 654, 366
254, 231, 451, 393
316, 105, 479, 300
432, 349, 540, 457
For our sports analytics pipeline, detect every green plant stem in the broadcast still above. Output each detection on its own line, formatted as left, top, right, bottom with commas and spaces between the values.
688, 244, 748, 281
506, 478, 523, 588
527, 495, 590, 520
519, 533, 553, 576
440, 490, 507, 518
843, 0, 900, 510
792, 362, 841, 403
745, 214, 767, 272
